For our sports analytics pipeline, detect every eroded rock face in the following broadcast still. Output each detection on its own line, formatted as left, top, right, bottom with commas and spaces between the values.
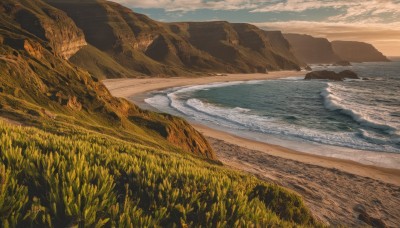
47, 0, 302, 76
305, 70, 359, 81
23, 40, 44, 59
67, 96, 82, 111
2, 0, 86, 59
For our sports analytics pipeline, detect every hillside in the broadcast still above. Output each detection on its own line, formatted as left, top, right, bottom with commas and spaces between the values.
0, 0, 214, 158
332, 41, 390, 62
45, 0, 301, 77
284, 33, 341, 64
0, 0, 322, 226
0, 120, 322, 227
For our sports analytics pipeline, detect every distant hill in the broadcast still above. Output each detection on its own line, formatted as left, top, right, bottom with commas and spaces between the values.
284, 33, 341, 64
45, 0, 301, 78
331, 41, 390, 62
284, 33, 390, 64
264, 30, 306, 67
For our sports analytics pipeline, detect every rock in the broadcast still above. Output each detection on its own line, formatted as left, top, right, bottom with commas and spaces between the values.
305, 65, 312, 71
358, 211, 387, 228
305, 70, 359, 81
7, 1, 86, 59
23, 40, 43, 59
338, 70, 359, 79
334, 60, 351, 66
67, 96, 82, 111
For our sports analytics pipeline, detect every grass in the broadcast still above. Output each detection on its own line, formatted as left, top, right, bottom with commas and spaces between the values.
1, 3, 320, 226
0, 121, 322, 227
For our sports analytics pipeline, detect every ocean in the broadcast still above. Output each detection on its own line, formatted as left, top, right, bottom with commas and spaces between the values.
144, 61, 400, 168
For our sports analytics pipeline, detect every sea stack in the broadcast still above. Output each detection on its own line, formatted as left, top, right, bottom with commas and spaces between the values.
305, 70, 359, 81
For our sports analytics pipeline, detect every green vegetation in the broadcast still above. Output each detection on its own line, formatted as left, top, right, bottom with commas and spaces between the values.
0, 121, 321, 227
0, 1, 320, 226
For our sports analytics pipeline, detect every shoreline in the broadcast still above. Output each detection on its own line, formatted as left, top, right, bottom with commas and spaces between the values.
103, 72, 400, 186
104, 71, 400, 226
193, 123, 400, 185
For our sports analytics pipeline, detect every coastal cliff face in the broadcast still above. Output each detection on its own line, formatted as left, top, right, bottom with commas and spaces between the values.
264, 31, 305, 67
332, 41, 390, 62
284, 33, 341, 64
284, 33, 389, 64
1, 0, 86, 59
46, 0, 301, 77
0, 0, 215, 159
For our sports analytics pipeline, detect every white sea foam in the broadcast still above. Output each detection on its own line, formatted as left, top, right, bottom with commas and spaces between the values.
321, 83, 397, 134
280, 76, 304, 81
145, 77, 400, 155
162, 94, 400, 153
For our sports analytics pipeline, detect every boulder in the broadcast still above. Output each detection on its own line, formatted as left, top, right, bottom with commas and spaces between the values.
305, 70, 359, 81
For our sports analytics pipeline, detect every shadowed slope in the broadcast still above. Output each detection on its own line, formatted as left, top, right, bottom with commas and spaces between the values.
284, 33, 341, 64
46, 0, 301, 77
332, 41, 390, 62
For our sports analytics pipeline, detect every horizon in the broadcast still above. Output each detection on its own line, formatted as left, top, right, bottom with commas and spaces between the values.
113, 0, 400, 57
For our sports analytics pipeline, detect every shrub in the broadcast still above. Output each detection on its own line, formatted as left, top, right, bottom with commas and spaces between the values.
0, 121, 322, 227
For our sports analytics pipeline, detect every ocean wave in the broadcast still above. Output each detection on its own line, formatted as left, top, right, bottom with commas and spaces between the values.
144, 76, 400, 154
280, 76, 304, 81
321, 83, 397, 134
185, 98, 273, 129
178, 98, 400, 153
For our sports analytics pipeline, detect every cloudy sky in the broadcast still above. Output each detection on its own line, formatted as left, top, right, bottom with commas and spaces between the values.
114, 0, 400, 56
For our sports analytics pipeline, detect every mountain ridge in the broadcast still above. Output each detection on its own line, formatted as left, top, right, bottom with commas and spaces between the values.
45, 0, 302, 78
284, 33, 341, 64
284, 33, 389, 64
331, 40, 390, 62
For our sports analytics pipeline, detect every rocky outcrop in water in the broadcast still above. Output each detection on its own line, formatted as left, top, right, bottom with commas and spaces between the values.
305, 70, 359, 81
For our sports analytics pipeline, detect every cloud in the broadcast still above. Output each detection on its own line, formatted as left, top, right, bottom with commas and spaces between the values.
254, 20, 400, 56
251, 0, 352, 13
113, 0, 261, 12
252, 0, 400, 23
114, 0, 400, 19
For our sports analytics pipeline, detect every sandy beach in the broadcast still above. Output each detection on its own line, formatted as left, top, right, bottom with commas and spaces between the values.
103, 72, 400, 226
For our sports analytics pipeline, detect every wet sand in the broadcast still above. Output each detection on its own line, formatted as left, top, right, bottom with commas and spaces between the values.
103, 72, 400, 226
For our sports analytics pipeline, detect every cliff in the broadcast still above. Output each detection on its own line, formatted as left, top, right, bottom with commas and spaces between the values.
331, 41, 390, 62
1, 0, 86, 59
166, 22, 301, 72
0, 0, 215, 159
46, 0, 301, 77
284, 33, 341, 64
264, 30, 305, 67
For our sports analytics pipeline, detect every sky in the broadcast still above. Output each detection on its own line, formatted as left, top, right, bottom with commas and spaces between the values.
113, 0, 400, 56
